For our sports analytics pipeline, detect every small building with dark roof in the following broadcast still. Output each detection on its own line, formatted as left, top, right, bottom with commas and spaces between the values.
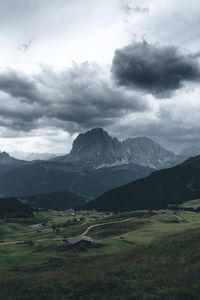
67, 234, 94, 247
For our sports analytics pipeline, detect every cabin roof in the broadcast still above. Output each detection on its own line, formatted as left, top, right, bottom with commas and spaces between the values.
67, 234, 93, 245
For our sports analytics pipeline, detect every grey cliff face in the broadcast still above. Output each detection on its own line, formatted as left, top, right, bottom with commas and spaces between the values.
122, 137, 178, 169
60, 128, 181, 169
69, 128, 123, 168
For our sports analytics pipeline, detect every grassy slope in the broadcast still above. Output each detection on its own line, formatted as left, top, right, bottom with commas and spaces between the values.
179, 198, 200, 209
84, 156, 200, 212
0, 209, 200, 299
0, 161, 152, 199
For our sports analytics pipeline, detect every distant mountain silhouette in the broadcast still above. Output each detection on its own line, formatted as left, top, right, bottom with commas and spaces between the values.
0, 129, 187, 202
83, 155, 200, 212
0, 151, 33, 176
19, 189, 86, 210
9, 151, 62, 161
180, 146, 200, 158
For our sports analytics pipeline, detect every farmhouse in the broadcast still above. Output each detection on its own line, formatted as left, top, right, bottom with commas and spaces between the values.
67, 235, 94, 247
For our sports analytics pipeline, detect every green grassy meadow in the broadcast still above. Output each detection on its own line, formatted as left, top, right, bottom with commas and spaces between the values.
179, 198, 200, 209
0, 208, 200, 299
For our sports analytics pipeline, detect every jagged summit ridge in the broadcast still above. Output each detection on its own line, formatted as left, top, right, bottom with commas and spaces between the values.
122, 136, 176, 169
0, 151, 14, 165
69, 128, 123, 167
58, 128, 180, 169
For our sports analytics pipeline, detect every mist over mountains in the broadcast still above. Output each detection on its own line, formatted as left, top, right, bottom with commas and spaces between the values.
180, 146, 200, 158
0, 151, 23, 166
9, 151, 62, 161
0, 151, 32, 177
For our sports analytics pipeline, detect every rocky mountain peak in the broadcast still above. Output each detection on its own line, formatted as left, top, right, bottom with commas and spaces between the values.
69, 128, 122, 167
0, 151, 10, 158
70, 128, 112, 155
122, 136, 177, 169
56, 128, 182, 169
0, 151, 14, 165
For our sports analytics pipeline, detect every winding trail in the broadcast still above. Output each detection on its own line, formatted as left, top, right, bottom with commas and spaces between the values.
174, 215, 184, 221
82, 217, 134, 235
0, 217, 135, 247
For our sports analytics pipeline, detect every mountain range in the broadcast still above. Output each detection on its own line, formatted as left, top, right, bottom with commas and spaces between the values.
0, 151, 32, 177
0, 128, 195, 205
9, 151, 62, 161
54, 128, 183, 169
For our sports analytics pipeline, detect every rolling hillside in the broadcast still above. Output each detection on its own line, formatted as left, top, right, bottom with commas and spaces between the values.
0, 198, 33, 218
0, 161, 153, 198
19, 189, 86, 210
84, 155, 200, 211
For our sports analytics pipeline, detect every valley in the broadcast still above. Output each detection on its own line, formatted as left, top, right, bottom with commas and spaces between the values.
0, 129, 200, 299
1, 1, 200, 298
0, 205, 200, 299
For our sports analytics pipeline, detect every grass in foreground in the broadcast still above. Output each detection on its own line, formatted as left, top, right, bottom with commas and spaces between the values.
0, 228, 200, 299
0, 208, 200, 299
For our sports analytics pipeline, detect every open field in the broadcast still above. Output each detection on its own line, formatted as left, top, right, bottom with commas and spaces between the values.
0, 208, 200, 299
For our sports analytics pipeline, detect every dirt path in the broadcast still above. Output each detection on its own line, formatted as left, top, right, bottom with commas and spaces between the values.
0, 217, 135, 247
82, 217, 134, 235
174, 215, 184, 221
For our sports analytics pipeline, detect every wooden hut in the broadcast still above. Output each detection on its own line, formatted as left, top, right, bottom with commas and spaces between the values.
67, 235, 94, 247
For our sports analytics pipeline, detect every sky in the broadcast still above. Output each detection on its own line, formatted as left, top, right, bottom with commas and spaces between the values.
0, 0, 200, 155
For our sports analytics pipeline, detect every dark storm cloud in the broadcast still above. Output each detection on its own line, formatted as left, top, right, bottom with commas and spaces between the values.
0, 63, 148, 134
112, 41, 200, 97
0, 70, 43, 103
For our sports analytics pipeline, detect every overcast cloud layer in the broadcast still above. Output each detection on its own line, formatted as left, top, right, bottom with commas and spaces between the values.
0, 0, 200, 154
0, 63, 147, 133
